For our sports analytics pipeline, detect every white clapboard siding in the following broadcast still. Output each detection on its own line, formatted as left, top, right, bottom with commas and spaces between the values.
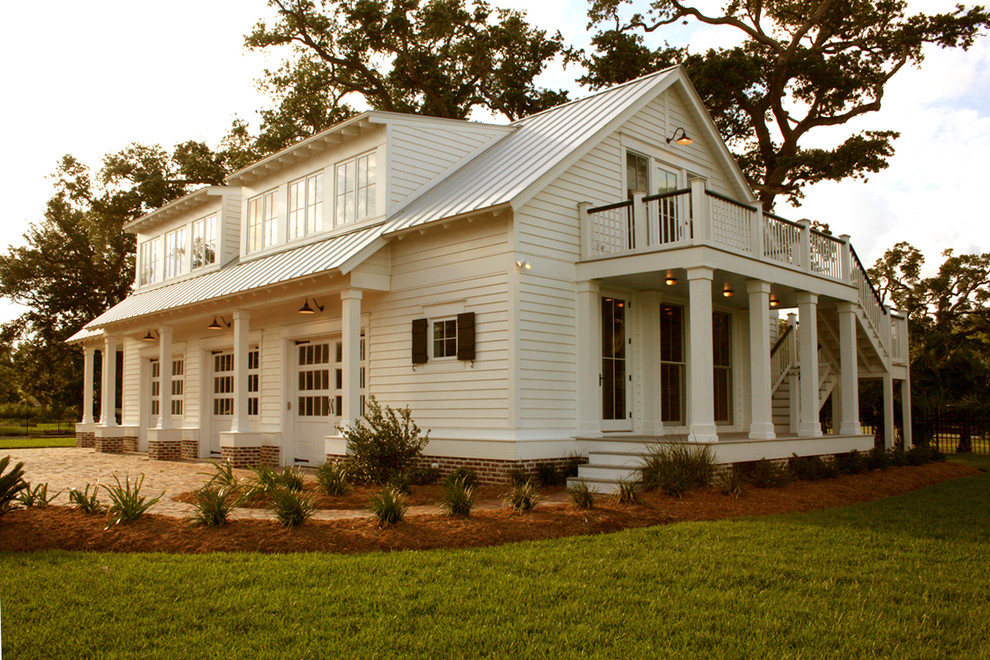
260, 329, 282, 429
121, 338, 142, 426
183, 340, 201, 426
220, 190, 242, 266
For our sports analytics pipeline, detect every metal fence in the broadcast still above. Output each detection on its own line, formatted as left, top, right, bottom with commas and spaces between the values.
0, 415, 76, 438
913, 413, 990, 454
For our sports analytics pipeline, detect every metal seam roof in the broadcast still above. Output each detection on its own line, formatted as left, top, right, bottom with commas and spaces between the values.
77, 225, 383, 331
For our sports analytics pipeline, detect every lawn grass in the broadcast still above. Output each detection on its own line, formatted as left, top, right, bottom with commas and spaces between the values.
1, 458, 988, 658
0, 437, 76, 449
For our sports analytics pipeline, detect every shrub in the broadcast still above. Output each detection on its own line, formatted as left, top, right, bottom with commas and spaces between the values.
268, 486, 314, 529
189, 483, 243, 527
438, 476, 475, 516
612, 479, 641, 505
788, 454, 832, 481
716, 465, 745, 499
444, 467, 479, 490
17, 482, 61, 508
641, 443, 714, 497
866, 445, 890, 471
567, 480, 595, 509
102, 474, 164, 528
835, 450, 866, 475
387, 470, 412, 494
504, 480, 541, 511
315, 461, 350, 496
369, 485, 408, 526
204, 460, 238, 488
906, 444, 940, 466
245, 465, 280, 500
749, 459, 790, 488
889, 446, 908, 467
506, 468, 529, 486
340, 396, 430, 484
0, 456, 27, 516
408, 466, 441, 485
68, 484, 104, 514
535, 462, 562, 486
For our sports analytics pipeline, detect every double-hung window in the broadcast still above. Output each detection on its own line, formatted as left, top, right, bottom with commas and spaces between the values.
139, 237, 162, 286
289, 172, 324, 240
432, 319, 457, 359
248, 190, 278, 252
164, 227, 187, 279
191, 213, 217, 269
334, 152, 376, 226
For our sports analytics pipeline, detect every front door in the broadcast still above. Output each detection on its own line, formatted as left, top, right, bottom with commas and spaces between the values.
291, 338, 339, 465
602, 295, 632, 431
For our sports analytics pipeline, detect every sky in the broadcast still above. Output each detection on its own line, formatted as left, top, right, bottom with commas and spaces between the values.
2, 0, 989, 325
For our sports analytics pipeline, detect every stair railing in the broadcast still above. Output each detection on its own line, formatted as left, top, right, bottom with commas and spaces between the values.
770, 324, 795, 393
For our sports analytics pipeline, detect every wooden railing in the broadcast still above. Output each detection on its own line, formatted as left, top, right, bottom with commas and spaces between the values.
584, 200, 632, 257
770, 324, 795, 393
849, 245, 886, 344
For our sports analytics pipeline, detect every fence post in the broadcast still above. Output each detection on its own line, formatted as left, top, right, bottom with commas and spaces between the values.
689, 176, 709, 245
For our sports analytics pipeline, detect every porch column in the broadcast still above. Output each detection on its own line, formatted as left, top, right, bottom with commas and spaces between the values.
686, 267, 716, 442
101, 335, 118, 427
746, 280, 775, 439
836, 303, 860, 435
901, 377, 913, 449
341, 289, 363, 425
82, 345, 96, 424
640, 290, 662, 436
157, 326, 174, 430
882, 373, 895, 449
797, 293, 821, 437
231, 311, 250, 433
576, 280, 601, 435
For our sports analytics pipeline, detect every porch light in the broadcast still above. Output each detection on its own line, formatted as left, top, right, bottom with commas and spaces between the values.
208, 316, 230, 330
515, 259, 532, 270
141, 330, 158, 342
769, 295, 780, 308
666, 127, 693, 146
665, 271, 677, 286
722, 283, 734, 298
298, 298, 325, 314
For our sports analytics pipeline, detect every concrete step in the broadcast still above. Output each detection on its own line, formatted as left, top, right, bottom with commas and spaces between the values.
577, 463, 642, 482
565, 476, 631, 495
586, 450, 649, 468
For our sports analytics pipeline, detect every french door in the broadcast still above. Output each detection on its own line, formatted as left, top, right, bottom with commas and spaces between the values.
602, 295, 632, 431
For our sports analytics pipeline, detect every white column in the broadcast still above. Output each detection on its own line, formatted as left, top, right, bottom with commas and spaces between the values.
341, 289, 363, 425
882, 372, 895, 449
101, 336, 118, 427
231, 311, 251, 433
901, 378, 913, 449
576, 280, 601, 435
157, 326, 173, 430
640, 290, 662, 436
82, 346, 95, 424
836, 303, 860, 435
747, 280, 775, 439
797, 293, 821, 437
686, 267, 716, 442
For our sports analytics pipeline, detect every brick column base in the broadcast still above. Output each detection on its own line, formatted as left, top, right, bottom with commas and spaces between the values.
221, 446, 262, 468
123, 436, 138, 452
76, 432, 95, 448
260, 446, 280, 467
181, 440, 199, 460
148, 439, 181, 461
95, 436, 123, 454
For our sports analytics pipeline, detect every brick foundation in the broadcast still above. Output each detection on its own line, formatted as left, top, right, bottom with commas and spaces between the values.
76, 432, 95, 448
148, 439, 181, 461
123, 436, 138, 452
94, 436, 123, 454
325, 453, 587, 485
221, 446, 262, 468
181, 439, 199, 460
260, 445, 281, 467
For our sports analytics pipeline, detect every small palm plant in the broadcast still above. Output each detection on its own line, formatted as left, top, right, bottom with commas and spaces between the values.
17, 482, 61, 508
189, 483, 244, 527
316, 461, 350, 496
0, 456, 27, 516
69, 484, 104, 514
102, 474, 164, 528
267, 485, 314, 529
504, 480, 541, 511
567, 480, 595, 509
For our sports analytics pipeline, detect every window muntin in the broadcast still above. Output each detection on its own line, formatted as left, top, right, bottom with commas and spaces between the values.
335, 152, 376, 226
248, 190, 278, 252
213, 352, 234, 416
164, 227, 187, 279
191, 213, 217, 269
602, 297, 628, 421
170, 358, 184, 416
289, 172, 324, 240
432, 319, 457, 359
138, 237, 162, 286
297, 342, 332, 417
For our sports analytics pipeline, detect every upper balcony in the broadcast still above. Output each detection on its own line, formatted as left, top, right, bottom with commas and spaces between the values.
579, 176, 904, 367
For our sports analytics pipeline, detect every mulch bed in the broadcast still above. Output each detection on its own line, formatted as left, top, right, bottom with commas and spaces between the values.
0, 462, 978, 555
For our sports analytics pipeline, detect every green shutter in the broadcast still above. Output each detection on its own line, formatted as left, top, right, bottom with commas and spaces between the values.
457, 312, 475, 361
412, 318, 428, 364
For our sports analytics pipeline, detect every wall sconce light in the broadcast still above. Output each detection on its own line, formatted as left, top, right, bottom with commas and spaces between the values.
769, 295, 780, 308
515, 259, 532, 270
665, 271, 677, 286
666, 127, 694, 146
298, 298, 325, 314
208, 315, 230, 330
722, 283, 734, 298
141, 329, 159, 342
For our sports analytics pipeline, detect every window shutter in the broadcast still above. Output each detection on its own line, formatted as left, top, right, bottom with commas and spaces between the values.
411, 318, 428, 364
457, 312, 475, 361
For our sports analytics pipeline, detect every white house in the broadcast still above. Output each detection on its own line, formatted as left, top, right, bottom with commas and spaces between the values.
69, 66, 912, 486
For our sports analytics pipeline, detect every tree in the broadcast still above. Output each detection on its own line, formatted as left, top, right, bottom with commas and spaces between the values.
582, 0, 990, 210
245, 0, 570, 151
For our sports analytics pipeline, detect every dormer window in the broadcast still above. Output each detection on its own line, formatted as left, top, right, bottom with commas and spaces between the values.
289, 172, 324, 240
248, 189, 278, 253
192, 213, 217, 270
164, 227, 187, 279
138, 236, 162, 286
334, 152, 376, 226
